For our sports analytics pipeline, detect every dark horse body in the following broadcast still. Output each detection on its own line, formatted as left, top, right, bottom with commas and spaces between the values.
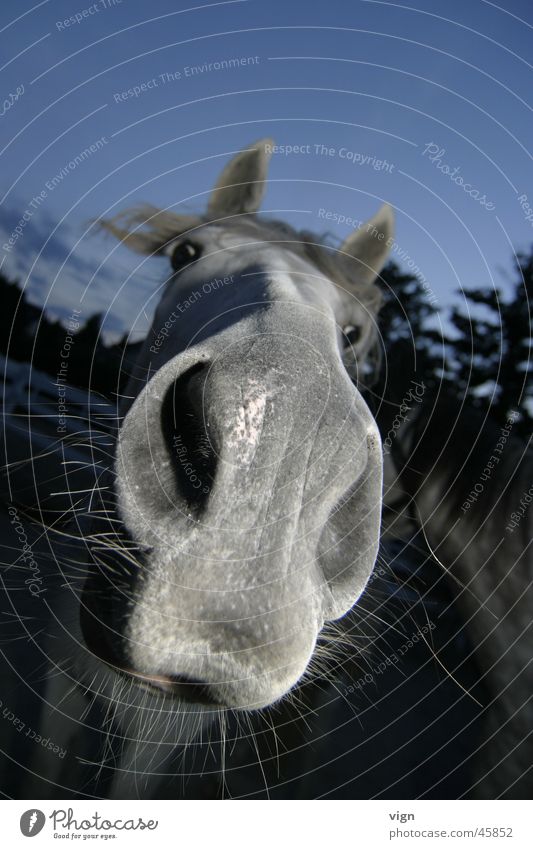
381, 390, 532, 798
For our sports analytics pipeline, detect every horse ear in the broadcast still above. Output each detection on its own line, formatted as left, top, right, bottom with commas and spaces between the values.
340, 203, 395, 285
207, 138, 274, 217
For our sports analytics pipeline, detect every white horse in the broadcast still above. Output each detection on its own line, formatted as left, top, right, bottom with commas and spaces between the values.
29, 139, 394, 798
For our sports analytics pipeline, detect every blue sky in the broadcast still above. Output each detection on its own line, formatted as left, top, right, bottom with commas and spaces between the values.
1, 0, 532, 341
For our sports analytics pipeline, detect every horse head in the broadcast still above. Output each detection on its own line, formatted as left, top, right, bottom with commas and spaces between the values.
81, 139, 394, 710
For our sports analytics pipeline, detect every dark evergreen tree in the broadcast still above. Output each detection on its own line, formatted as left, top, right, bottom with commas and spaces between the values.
0, 271, 43, 362
372, 261, 445, 432
446, 246, 532, 436
0, 272, 131, 397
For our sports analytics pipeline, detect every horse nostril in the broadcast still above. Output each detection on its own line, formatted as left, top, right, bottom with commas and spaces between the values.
160, 362, 217, 515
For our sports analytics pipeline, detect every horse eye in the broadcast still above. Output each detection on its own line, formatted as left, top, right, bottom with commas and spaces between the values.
170, 240, 201, 272
343, 325, 361, 347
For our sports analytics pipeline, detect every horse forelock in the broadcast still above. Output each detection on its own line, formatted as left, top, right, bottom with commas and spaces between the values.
98, 206, 382, 312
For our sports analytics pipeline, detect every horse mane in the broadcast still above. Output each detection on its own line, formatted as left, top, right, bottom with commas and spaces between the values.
401, 391, 532, 545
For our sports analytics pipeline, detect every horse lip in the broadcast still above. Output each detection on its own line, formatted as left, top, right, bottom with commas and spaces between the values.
102, 667, 221, 707
79, 590, 222, 706
80, 614, 222, 707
